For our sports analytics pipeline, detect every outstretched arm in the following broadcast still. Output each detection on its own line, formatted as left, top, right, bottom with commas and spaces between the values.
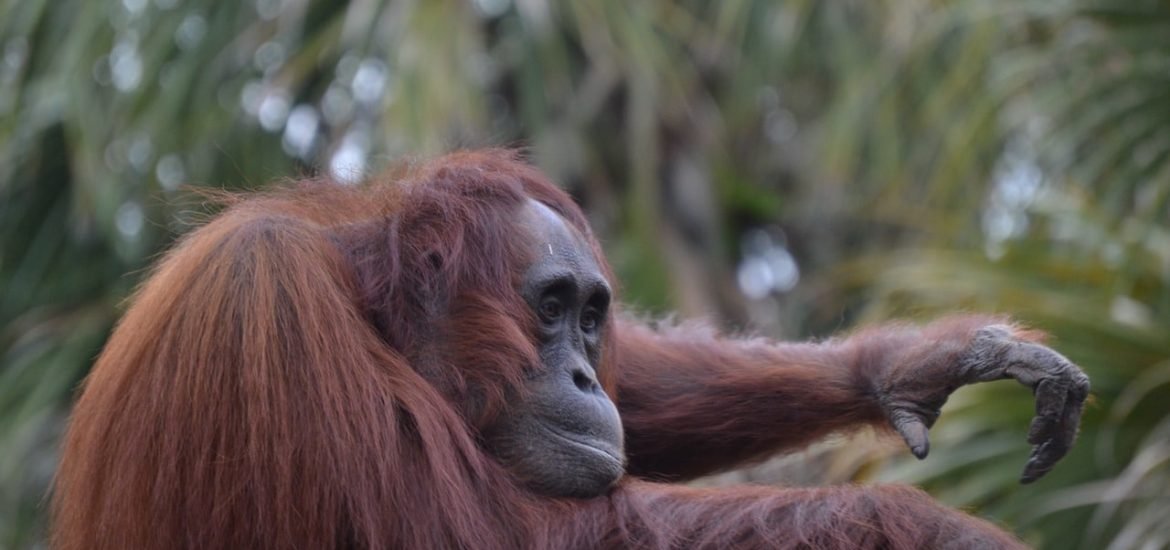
615, 314, 1089, 482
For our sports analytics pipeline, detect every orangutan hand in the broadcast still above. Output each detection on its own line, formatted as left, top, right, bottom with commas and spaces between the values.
877, 324, 1090, 483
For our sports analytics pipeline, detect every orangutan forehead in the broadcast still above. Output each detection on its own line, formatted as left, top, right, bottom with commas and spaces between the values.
520, 199, 588, 251
517, 199, 602, 272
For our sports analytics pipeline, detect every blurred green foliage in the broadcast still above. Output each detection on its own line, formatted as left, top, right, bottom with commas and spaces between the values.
2, 0, 1169, 548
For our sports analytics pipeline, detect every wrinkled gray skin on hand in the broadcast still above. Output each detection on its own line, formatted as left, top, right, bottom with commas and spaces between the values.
880, 325, 1090, 484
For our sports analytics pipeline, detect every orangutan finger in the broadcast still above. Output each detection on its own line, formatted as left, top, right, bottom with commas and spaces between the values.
891, 408, 931, 460
1020, 380, 1087, 484
1027, 378, 1068, 446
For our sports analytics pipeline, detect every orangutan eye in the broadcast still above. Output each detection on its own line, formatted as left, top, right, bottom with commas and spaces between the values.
580, 310, 600, 333
539, 298, 564, 322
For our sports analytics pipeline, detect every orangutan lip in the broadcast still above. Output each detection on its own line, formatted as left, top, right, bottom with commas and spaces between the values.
542, 425, 624, 465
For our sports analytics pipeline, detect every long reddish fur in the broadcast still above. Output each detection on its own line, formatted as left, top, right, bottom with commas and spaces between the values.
52, 150, 1025, 549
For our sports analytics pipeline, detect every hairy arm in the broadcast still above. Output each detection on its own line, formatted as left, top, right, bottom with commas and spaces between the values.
543, 481, 1026, 550
615, 314, 1088, 482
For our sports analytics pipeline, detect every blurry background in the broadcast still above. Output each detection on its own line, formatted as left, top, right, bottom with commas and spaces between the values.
2, 0, 1169, 548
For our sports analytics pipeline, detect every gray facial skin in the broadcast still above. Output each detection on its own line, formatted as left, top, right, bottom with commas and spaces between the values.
484, 199, 625, 498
